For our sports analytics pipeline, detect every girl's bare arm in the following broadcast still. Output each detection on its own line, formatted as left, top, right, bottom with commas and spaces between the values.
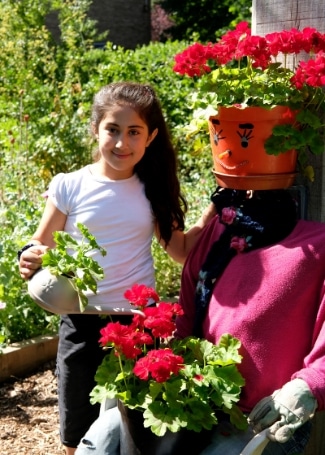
156, 202, 217, 265
19, 198, 67, 279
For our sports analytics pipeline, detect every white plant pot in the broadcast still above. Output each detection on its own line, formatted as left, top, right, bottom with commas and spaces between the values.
28, 268, 107, 315
28, 268, 81, 314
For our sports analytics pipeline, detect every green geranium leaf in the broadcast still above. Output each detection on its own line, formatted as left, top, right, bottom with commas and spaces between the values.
223, 404, 249, 430
143, 401, 187, 436
214, 333, 243, 365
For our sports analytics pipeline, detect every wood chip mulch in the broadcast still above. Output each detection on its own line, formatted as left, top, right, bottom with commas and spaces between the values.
0, 361, 64, 455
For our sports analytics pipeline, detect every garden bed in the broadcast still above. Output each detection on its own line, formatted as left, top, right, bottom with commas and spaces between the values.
0, 335, 59, 383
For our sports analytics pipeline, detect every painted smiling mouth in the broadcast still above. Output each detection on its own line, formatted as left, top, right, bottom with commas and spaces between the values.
215, 157, 249, 170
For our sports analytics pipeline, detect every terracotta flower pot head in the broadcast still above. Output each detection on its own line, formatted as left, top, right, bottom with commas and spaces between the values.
209, 106, 298, 190
173, 22, 325, 184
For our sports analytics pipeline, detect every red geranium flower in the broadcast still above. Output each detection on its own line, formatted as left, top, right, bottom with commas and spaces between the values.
142, 302, 184, 338
291, 52, 325, 89
99, 321, 153, 359
133, 348, 184, 383
99, 321, 133, 346
124, 283, 159, 308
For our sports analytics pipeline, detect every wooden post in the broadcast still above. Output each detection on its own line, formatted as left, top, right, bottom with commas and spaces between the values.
253, 4, 325, 454
252, 0, 325, 222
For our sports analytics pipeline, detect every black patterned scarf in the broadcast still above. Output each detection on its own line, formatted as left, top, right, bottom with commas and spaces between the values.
193, 188, 298, 337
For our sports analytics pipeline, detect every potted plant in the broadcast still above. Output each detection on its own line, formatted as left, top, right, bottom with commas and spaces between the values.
90, 284, 247, 455
27, 223, 106, 314
173, 22, 325, 189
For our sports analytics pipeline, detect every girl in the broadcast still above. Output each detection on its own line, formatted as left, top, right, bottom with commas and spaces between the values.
18, 82, 215, 455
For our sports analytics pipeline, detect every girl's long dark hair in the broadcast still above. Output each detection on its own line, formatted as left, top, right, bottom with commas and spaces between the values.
91, 82, 187, 244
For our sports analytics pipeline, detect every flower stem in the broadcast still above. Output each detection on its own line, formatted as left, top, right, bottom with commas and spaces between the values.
118, 354, 129, 390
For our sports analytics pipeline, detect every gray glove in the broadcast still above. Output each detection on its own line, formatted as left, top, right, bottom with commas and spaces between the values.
248, 379, 317, 443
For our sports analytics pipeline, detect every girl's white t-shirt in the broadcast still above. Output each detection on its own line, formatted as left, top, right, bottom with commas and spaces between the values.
48, 165, 155, 313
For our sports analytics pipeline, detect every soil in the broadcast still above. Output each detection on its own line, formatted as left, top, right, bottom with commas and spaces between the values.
0, 361, 64, 455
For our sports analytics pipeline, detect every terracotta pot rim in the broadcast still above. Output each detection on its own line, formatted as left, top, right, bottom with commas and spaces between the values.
216, 105, 290, 111
210, 105, 295, 122
213, 170, 297, 179
212, 170, 297, 190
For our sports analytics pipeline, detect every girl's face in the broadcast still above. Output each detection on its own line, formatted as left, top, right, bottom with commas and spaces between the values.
93, 104, 157, 180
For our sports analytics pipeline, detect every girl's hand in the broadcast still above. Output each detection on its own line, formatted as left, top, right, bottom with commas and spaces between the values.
19, 245, 49, 280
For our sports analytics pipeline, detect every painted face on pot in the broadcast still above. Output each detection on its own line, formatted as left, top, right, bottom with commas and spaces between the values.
208, 107, 297, 182
209, 118, 254, 171
208, 106, 297, 189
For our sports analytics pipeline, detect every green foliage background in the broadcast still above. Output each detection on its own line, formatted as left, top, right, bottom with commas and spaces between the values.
0, 0, 247, 345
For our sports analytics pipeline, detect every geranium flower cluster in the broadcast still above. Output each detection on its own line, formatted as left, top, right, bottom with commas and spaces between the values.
91, 284, 247, 437
292, 53, 325, 88
173, 21, 325, 89
134, 348, 184, 383
99, 284, 184, 382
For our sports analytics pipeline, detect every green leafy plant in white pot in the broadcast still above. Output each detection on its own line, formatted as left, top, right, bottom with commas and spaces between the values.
28, 223, 106, 314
